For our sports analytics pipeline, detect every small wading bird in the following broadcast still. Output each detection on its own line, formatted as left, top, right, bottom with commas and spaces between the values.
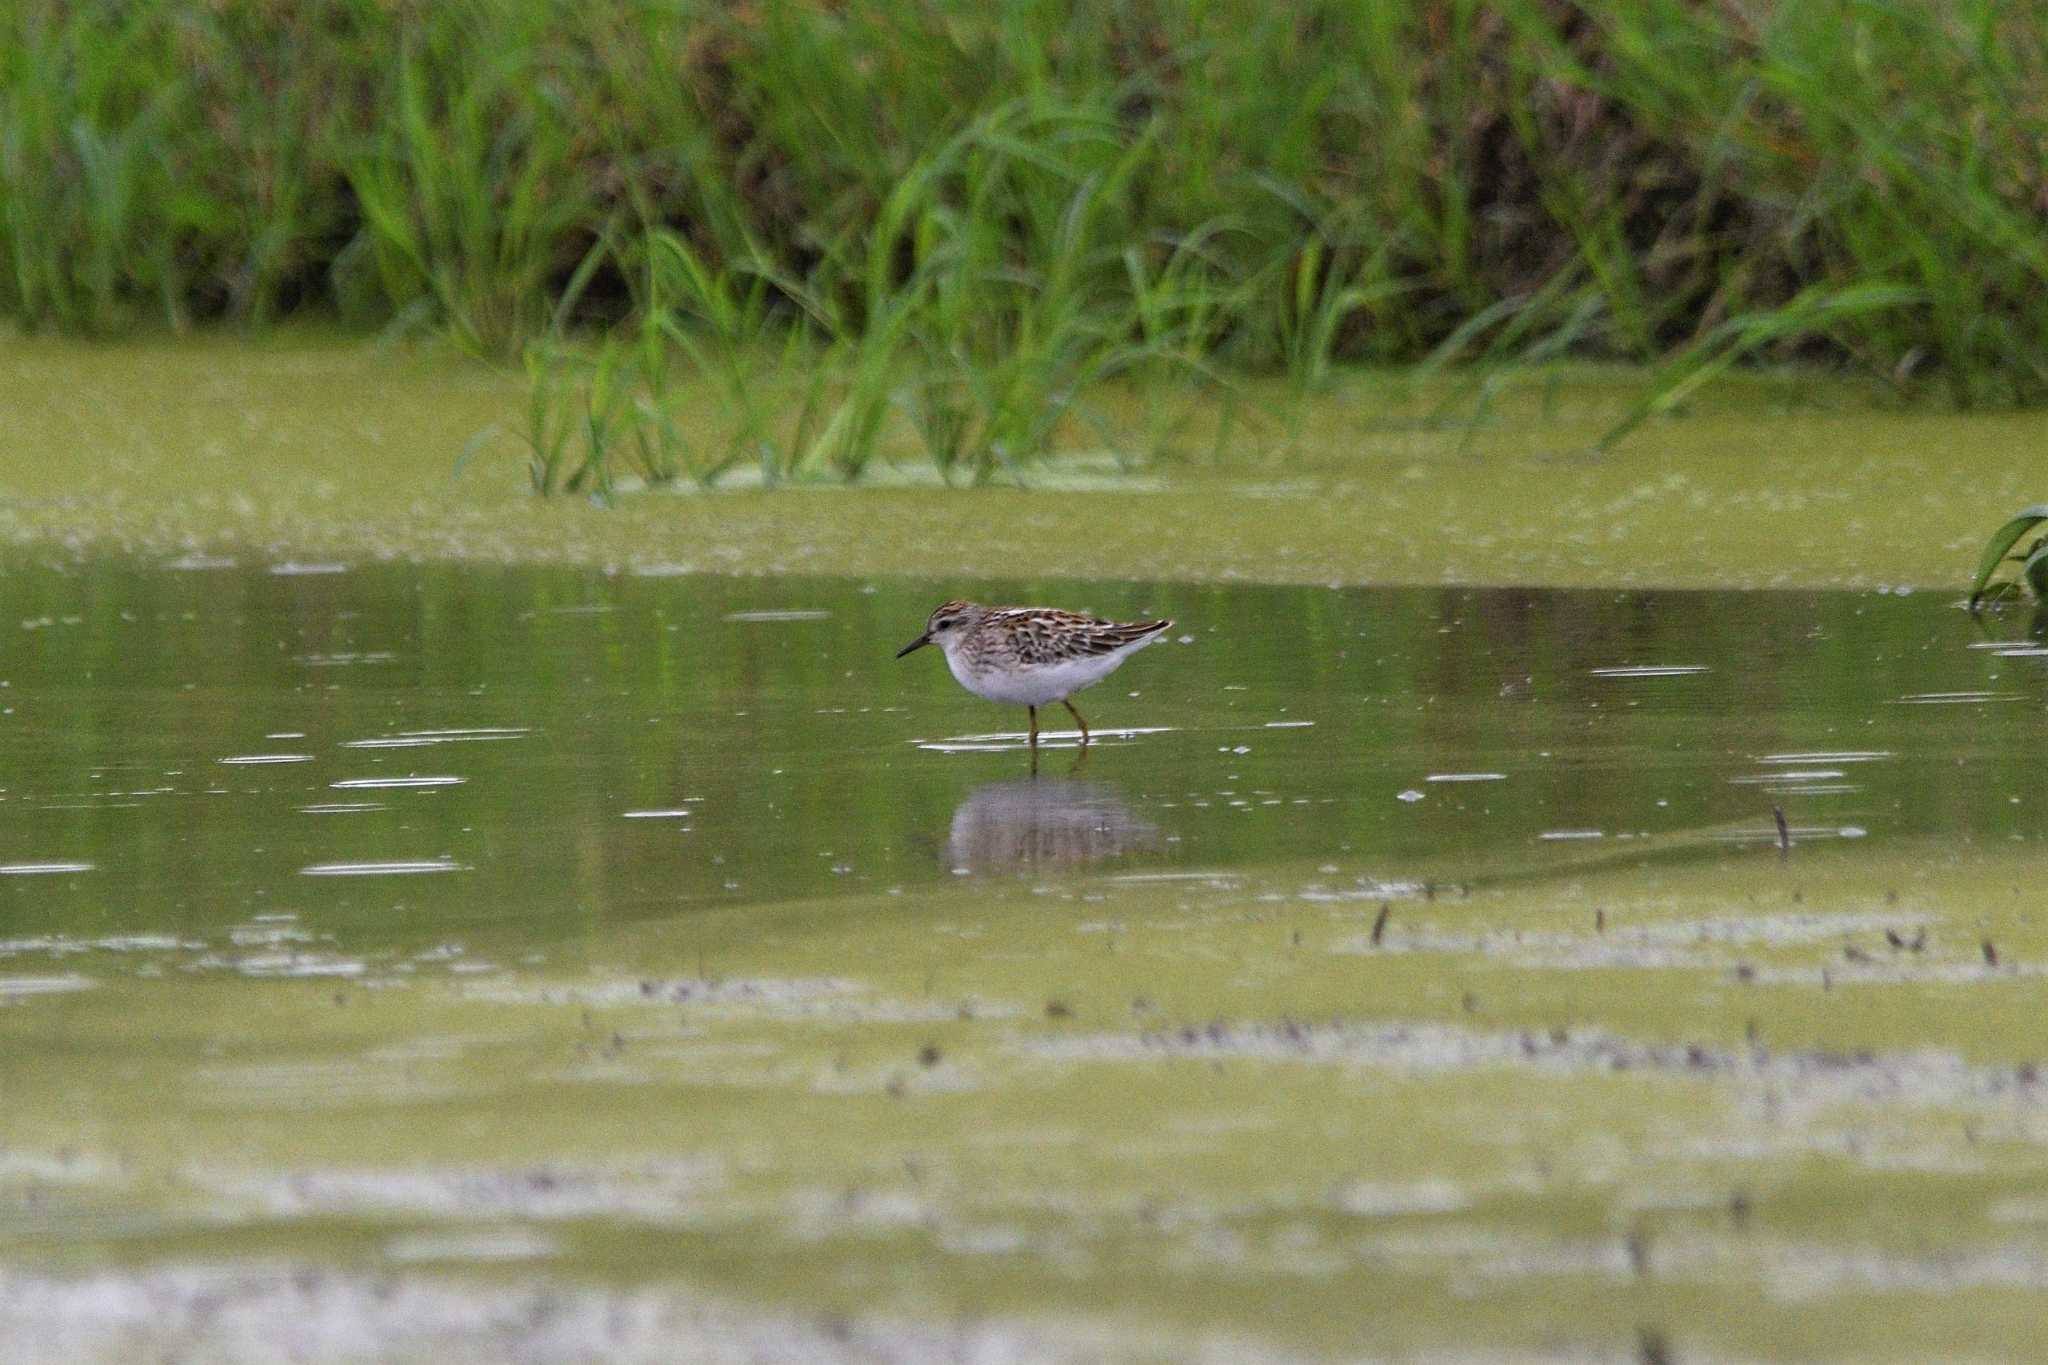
896, 599, 1174, 755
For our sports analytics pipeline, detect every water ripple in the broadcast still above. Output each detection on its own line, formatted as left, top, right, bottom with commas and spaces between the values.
0, 975, 93, 997
342, 728, 529, 750
329, 777, 463, 790
914, 726, 1174, 753
300, 859, 468, 877
1590, 665, 1709, 678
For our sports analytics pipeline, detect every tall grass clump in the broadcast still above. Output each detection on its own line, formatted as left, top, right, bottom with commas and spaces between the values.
0, 2, 368, 330
6, 0, 2048, 475
534, 99, 1224, 487
339, 8, 602, 354
0, 5, 195, 331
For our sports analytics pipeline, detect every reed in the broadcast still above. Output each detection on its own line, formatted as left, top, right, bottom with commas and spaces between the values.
5, 0, 2045, 480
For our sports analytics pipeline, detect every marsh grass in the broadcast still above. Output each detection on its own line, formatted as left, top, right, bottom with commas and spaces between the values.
5, 0, 2047, 482
341, 16, 599, 356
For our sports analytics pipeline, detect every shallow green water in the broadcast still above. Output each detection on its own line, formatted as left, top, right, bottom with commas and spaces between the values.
3, 561, 2048, 1361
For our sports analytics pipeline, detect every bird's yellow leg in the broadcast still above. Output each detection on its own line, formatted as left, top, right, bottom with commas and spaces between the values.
1062, 699, 1089, 747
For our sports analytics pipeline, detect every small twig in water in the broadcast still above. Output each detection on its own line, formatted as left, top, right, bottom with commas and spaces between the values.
1773, 805, 1790, 853
1370, 902, 1391, 946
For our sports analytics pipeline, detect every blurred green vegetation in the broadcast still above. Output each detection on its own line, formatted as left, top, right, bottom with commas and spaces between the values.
5, 0, 2046, 480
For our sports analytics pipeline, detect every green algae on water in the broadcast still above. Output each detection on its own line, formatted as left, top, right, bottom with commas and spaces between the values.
0, 334, 2042, 590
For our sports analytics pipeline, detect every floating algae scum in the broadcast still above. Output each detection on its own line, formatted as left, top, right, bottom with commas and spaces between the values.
0, 537, 2047, 1360
0, 335, 2042, 589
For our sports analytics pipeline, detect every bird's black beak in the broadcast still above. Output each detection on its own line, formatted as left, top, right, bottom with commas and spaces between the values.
895, 633, 931, 659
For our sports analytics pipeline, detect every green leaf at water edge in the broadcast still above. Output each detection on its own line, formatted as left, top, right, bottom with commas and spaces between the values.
2023, 537, 2048, 602
1967, 505, 2048, 609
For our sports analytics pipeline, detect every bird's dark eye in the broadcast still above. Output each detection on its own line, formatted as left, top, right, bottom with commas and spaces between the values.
934, 616, 954, 629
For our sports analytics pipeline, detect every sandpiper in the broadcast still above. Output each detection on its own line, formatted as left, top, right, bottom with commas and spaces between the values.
896, 600, 1174, 751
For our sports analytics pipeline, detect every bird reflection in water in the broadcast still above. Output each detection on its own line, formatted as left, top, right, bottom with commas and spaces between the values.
943, 778, 1163, 874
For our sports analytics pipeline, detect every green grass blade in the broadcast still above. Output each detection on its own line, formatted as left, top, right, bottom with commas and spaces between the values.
1969, 506, 2048, 609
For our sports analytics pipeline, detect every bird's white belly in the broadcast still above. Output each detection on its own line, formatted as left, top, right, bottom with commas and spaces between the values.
947, 648, 1128, 706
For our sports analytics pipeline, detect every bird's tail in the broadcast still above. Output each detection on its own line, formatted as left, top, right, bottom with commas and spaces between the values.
1126, 619, 1173, 648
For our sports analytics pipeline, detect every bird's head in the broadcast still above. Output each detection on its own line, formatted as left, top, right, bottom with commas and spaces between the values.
896, 599, 982, 657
